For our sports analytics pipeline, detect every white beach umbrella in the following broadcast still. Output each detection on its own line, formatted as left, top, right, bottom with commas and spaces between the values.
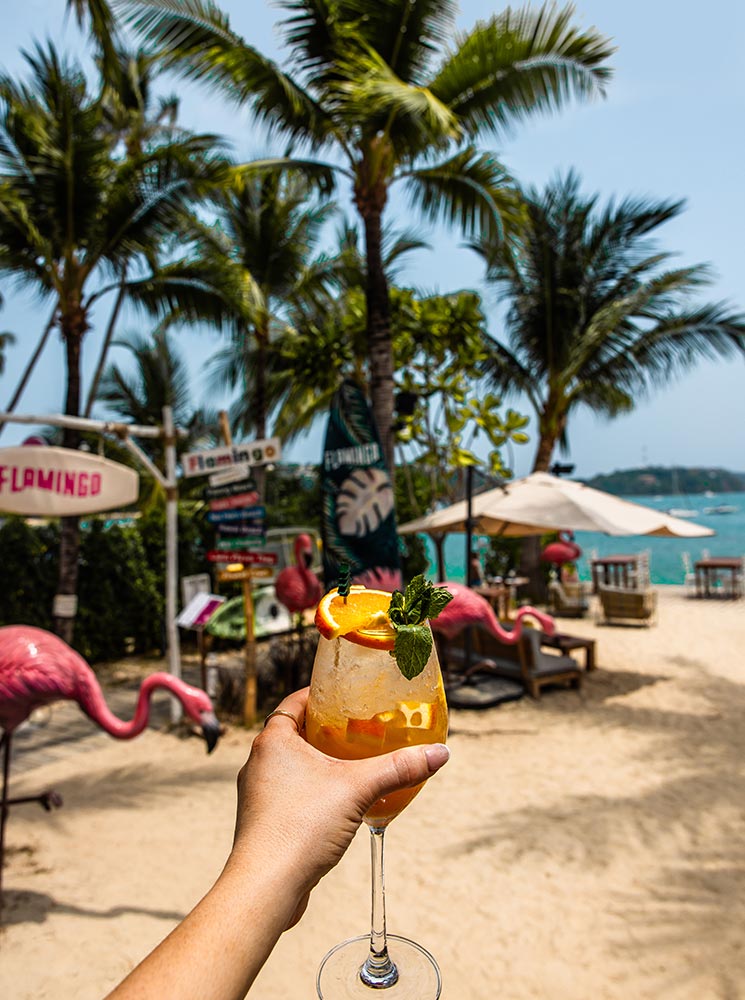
398, 472, 714, 539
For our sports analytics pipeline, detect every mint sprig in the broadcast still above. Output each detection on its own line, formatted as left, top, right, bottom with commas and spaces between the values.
387, 575, 454, 680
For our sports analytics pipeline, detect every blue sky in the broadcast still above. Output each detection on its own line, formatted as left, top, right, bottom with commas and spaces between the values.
1, 0, 744, 479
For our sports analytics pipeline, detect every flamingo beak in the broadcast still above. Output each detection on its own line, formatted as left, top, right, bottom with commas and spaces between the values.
200, 710, 221, 754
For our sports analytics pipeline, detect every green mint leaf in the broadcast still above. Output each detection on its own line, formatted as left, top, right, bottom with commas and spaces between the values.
387, 589, 407, 627
392, 624, 432, 680
403, 574, 428, 623
427, 586, 454, 620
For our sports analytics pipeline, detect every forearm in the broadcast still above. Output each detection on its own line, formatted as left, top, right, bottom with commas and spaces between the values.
105, 857, 301, 1000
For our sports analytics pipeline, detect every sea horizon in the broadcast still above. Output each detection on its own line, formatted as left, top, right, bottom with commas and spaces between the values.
422, 491, 745, 586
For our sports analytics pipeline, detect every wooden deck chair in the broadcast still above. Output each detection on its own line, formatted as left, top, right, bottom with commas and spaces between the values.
597, 585, 657, 627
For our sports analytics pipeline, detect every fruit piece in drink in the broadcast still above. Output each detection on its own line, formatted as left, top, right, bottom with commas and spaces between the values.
306, 696, 447, 825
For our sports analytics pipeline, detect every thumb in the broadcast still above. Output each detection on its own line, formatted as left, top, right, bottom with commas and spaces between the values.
354, 743, 450, 809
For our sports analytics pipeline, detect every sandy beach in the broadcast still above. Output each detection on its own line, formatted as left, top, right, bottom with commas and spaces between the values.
2, 585, 745, 999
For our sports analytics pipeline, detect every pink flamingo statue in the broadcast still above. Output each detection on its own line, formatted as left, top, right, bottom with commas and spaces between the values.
0, 625, 220, 902
430, 582, 555, 643
275, 534, 322, 617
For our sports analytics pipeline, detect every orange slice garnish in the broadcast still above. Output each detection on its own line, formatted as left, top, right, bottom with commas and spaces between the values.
315, 586, 396, 650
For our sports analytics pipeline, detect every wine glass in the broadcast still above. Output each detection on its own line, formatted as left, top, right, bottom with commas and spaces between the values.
305, 618, 448, 999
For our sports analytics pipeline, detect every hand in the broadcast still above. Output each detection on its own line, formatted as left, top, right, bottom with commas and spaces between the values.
225, 687, 449, 927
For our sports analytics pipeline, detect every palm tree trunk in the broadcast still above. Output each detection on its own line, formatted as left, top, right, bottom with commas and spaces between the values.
532, 433, 556, 473
0, 304, 57, 438
362, 207, 395, 475
54, 324, 83, 644
253, 318, 269, 499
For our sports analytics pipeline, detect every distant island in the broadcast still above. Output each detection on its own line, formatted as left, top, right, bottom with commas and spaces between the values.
582, 466, 745, 496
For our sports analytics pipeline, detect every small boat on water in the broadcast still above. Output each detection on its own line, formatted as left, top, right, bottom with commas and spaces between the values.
704, 504, 739, 515
666, 507, 698, 518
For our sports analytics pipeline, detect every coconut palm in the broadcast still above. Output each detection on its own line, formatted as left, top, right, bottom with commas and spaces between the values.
474, 170, 745, 471
0, 43, 227, 640
472, 170, 745, 591
98, 326, 220, 468
116, 0, 614, 472
204, 168, 338, 447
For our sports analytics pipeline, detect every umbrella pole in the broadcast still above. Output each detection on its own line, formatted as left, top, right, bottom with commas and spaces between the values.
464, 466, 474, 671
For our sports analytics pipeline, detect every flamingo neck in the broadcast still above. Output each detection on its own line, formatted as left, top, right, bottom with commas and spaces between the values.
77, 672, 178, 740
487, 605, 555, 643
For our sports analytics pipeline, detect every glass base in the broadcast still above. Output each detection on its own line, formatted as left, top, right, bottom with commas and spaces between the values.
317, 933, 442, 999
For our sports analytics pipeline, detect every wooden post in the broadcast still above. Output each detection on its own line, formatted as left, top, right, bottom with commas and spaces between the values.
242, 580, 257, 727
163, 405, 182, 723
217, 410, 258, 727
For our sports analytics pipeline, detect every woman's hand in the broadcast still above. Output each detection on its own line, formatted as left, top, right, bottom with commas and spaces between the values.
105, 687, 448, 1000
226, 687, 449, 926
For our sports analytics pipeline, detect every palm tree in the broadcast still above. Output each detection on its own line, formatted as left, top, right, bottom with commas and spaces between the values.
97, 326, 219, 471
204, 168, 338, 450
472, 170, 745, 591
0, 43, 227, 641
254, 221, 429, 442
116, 0, 614, 473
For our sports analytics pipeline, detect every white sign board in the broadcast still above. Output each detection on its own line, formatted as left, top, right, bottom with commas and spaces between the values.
181, 437, 281, 478
181, 573, 212, 607
0, 447, 139, 516
176, 592, 226, 630
208, 462, 252, 487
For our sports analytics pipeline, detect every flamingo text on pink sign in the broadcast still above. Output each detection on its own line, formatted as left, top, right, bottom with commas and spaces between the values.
0, 447, 139, 516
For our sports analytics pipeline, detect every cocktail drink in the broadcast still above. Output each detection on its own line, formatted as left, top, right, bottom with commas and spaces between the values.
306, 577, 451, 999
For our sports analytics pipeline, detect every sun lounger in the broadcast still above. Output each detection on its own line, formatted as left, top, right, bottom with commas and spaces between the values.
597, 585, 657, 626
548, 580, 589, 618
439, 625, 582, 699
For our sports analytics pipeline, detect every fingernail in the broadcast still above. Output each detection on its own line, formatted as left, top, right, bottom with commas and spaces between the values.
424, 743, 450, 772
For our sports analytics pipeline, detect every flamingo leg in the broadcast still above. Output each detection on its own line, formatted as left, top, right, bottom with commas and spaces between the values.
0, 731, 10, 907
0, 731, 64, 912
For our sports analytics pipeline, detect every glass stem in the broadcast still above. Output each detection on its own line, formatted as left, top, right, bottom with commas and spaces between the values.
359, 826, 399, 988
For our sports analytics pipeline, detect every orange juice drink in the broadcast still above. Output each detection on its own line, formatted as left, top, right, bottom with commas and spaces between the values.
306, 626, 448, 826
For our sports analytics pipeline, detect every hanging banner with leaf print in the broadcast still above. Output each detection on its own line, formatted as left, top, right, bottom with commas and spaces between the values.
321, 380, 402, 592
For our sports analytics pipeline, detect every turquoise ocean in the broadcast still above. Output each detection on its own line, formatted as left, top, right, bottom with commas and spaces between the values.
421, 491, 745, 586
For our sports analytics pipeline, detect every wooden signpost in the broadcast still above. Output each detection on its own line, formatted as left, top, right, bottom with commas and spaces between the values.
188, 414, 281, 726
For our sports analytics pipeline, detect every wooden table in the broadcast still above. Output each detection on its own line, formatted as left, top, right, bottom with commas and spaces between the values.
541, 632, 596, 671
590, 555, 640, 591
694, 557, 744, 598
475, 578, 529, 620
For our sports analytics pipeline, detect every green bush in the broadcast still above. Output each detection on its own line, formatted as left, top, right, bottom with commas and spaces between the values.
74, 521, 162, 662
0, 517, 59, 629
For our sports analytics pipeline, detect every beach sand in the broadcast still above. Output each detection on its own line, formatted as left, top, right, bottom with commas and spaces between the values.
2, 585, 745, 999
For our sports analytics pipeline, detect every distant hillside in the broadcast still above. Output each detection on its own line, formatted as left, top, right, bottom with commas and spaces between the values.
582, 466, 745, 496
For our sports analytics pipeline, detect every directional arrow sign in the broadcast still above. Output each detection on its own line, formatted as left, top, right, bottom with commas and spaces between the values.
216, 536, 267, 551
204, 478, 257, 501
207, 506, 265, 524
208, 491, 260, 512
217, 566, 274, 583
216, 522, 266, 537
207, 550, 278, 565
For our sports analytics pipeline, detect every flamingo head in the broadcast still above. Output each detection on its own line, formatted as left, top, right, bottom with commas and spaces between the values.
513, 605, 556, 637
294, 533, 315, 570
177, 680, 221, 753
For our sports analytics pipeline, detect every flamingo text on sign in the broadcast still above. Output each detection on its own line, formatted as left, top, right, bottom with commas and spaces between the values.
181, 437, 281, 478
0, 447, 139, 517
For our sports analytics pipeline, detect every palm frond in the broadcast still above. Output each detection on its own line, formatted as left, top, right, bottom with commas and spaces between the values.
430, 2, 614, 138
114, 0, 333, 146
403, 147, 516, 242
